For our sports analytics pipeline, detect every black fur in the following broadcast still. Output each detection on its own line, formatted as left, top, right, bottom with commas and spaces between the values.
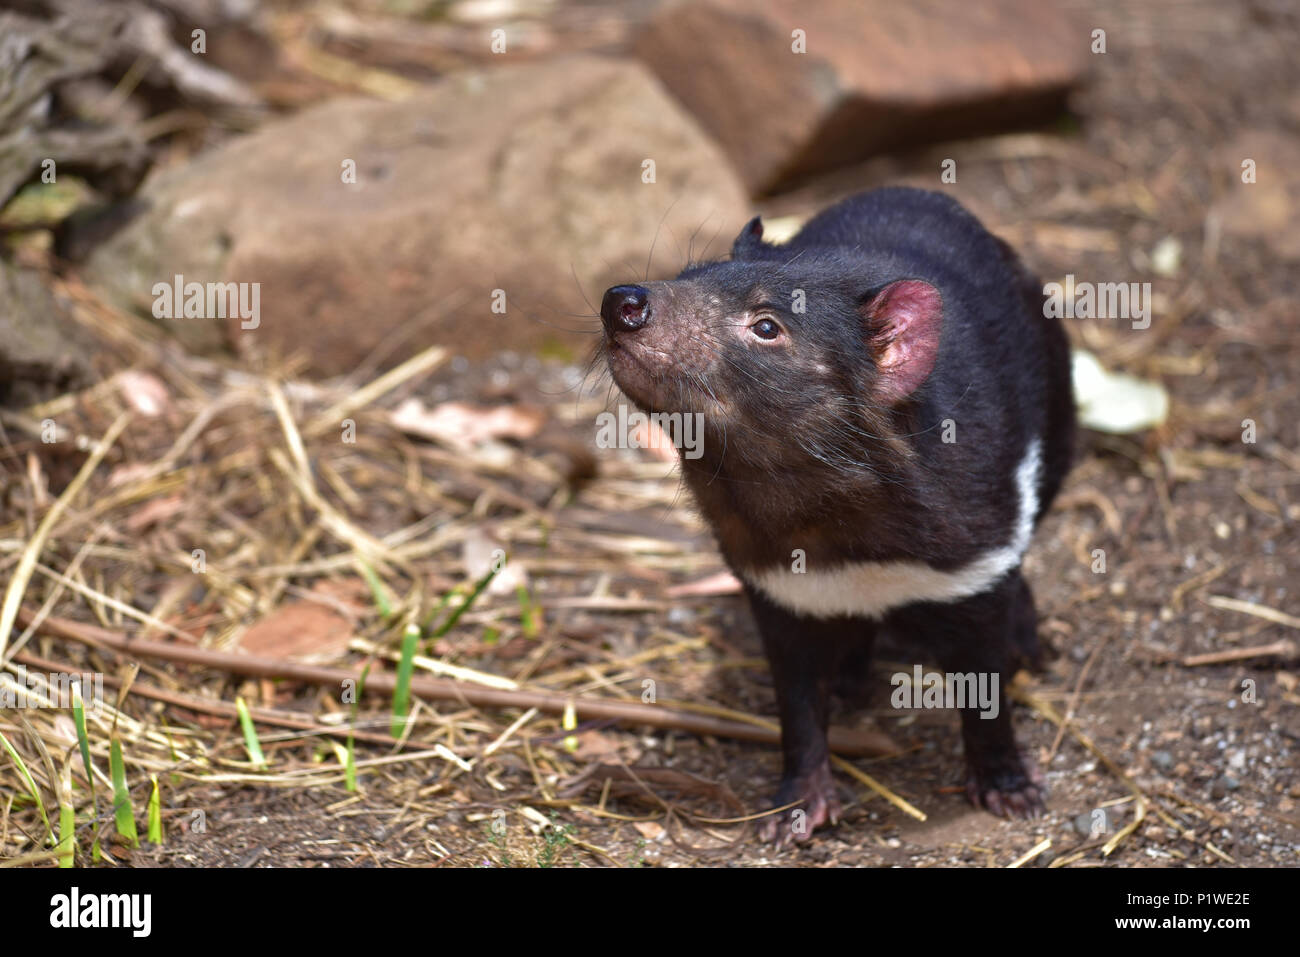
601, 187, 1075, 840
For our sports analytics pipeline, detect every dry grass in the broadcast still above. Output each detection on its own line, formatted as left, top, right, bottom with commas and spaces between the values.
2, 248, 1294, 867
2, 0, 1297, 869
1, 273, 903, 866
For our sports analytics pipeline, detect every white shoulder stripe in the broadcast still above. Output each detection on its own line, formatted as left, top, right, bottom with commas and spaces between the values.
743, 438, 1043, 619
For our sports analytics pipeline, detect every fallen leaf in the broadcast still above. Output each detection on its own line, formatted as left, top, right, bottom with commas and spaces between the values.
117, 370, 170, 417
309, 577, 371, 614
107, 463, 154, 487
51, 714, 78, 747
575, 729, 626, 759
235, 601, 355, 663
462, 528, 527, 595
665, 570, 743, 598
633, 820, 666, 841
1071, 349, 1169, 434
391, 399, 545, 447
126, 494, 185, 531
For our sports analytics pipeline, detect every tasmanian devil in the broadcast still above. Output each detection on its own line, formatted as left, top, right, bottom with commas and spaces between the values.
598, 187, 1076, 842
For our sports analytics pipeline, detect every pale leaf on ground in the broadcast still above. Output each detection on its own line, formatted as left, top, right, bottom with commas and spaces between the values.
665, 570, 743, 598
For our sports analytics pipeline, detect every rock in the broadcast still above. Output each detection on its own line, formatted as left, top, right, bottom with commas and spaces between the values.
0, 263, 94, 408
1151, 749, 1175, 772
666, 605, 694, 627
635, 0, 1089, 194
1212, 129, 1300, 261
1149, 237, 1182, 278
78, 55, 749, 375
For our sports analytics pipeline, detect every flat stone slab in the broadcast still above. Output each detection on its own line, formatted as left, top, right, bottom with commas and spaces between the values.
636, 0, 1090, 194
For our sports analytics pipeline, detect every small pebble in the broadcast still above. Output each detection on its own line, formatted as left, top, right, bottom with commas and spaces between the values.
1151, 236, 1182, 277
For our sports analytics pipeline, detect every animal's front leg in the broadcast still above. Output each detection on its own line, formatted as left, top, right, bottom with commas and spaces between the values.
747, 587, 875, 844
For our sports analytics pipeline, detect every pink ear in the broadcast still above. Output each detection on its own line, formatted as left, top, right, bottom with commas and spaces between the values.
862, 279, 942, 402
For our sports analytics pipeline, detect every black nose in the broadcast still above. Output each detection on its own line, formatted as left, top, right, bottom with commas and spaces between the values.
601, 284, 650, 334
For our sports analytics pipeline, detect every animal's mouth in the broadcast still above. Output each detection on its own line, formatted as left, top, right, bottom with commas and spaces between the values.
604, 336, 665, 407
606, 346, 730, 427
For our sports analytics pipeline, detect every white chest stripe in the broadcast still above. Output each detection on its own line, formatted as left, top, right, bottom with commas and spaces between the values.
743, 439, 1043, 620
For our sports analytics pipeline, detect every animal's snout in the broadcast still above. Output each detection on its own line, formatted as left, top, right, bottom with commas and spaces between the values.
601, 284, 650, 334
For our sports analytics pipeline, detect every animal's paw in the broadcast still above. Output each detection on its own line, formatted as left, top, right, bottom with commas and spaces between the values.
757, 761, 841, 846
965, 752, 1047, 819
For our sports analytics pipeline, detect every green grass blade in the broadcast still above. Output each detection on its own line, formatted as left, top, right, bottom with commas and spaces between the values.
391, 624, 420, 737
344, 741, 357, 791
147, 774, 163, 844
57, 764, 75, 868
235, 696, 266, 769
109, 738, 139, 849
0, 730, 53, 845
422, 588, 454, 631
516, 584, 537, 638
160, 719, 183, 785
429, 563, 501, 637
358, 559, 393, 620
71, 683, 98, 819
344, 663, 369, 792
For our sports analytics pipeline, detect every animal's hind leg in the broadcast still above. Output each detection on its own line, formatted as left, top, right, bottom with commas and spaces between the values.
1008, 570, 1047, 674
832, 633, 878, 709
893, 571, 1047, 819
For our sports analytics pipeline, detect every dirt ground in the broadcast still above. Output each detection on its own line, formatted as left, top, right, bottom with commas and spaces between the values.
5, 0, 1299, 869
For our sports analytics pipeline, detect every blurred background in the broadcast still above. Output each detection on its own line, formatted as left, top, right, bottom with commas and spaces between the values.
0, 0, 1297, 868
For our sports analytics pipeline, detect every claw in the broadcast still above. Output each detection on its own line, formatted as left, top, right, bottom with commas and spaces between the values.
756, 761, 841, 846
965, 752, 1047, 819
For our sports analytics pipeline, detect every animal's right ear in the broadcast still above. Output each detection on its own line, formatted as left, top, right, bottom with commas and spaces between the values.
731, 216, 764, 259
860, 279, 943, 404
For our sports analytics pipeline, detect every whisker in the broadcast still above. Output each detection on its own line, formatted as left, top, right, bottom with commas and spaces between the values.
644, 197, 682, 282
569, 262, 601, 319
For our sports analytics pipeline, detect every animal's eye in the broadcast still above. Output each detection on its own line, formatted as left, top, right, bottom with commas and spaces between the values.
750, 318, 782, 341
